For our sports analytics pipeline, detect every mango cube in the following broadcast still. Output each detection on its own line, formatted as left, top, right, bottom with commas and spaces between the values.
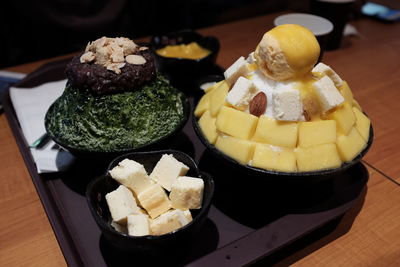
352, 107, 371, 142
198, 110, 218, 144
328, 102, 355, 135
215, 135, 255, 164
336, 127, 366, 162
216, 106, 258, 140
298, 120, 337, 148
252, 144, 297, 172
339, 81, 354, 105
252, 116, 298, 148
194, 93, 210, 117
209, 80, 229, 116
352, 99, 362, 111
295, 143, 342, 171
205, 80, 226, 93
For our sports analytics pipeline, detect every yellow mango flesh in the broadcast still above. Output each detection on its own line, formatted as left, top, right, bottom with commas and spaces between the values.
339, 81, 354, 105
328, 102, 355, 135
198, 110, 218, 144
295, 143, 342, 172
194, 92, 210, 117
336, 127, 367, 162
353, 107, 371, 142
216, 106, 258, 140
298, 120, 336, 148
205, 80, 226, 93
252, 116, 298, 148
209, 81, 229, 116
252, 144, 297, 172
215, 135, 255, 164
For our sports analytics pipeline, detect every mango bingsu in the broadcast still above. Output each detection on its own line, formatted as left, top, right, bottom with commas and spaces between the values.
194, 24, 371, 173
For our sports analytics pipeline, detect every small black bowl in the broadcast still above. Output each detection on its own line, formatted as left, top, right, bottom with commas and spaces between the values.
150, 30, 220, 91
86, 150, 214, 253
44, 96, 190, 159
192, 115, 374, 182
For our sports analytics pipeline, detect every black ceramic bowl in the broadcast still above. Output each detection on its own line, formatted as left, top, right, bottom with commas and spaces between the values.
44, 95, 190, 159
193, 115, 374, 181
151, 30, 220, 91
86, 150, 214, 253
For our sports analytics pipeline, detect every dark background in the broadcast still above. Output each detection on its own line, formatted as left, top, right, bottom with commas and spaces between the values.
0, 0, 311, 68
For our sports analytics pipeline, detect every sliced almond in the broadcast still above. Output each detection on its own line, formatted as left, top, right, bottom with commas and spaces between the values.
249, 92, 267, 117
80, 51, 95, 63
126, 55, 146, 65
139, 46, 149, 51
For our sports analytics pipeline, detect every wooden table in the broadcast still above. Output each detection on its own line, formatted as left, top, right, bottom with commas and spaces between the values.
1, 12, 400, 267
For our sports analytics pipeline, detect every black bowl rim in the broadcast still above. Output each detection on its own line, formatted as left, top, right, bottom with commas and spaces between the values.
150, 29, 220, 63
192, 113, 374, 177
44, 90, 190, 155
86, 149, 215, 241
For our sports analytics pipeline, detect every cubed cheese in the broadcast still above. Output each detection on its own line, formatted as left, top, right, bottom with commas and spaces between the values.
150, 209, 191, 236
127, 214, 150, 236
137, 184, 171, 219
224, 56, 250, 85
194, 92, 210, 117
170, 176, 204, 210
298, 120, 337, 148
216, 106, 258, 140
313, 76, 344, 112
336, 127, 366, 162
183, 210, 192, 221
272, 87, 304, 121
226, 77, 258, 110
105, 185, 140, 224
252, 144, 297, 172
295, 143, 342, 172
312, 62, 343, 87
198, 110, 218, 144
149, 154, 189, 191
215, 135, 255, 164
252, 116, 298, 148
109, 159, 154, 195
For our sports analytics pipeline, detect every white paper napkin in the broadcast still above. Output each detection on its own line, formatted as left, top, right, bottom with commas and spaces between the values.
9, 79, 75, 173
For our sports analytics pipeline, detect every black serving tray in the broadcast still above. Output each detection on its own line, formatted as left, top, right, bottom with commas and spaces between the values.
3, 60, 369, 267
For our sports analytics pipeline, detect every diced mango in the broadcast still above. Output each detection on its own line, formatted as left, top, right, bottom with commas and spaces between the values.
216, 106, 258, 140
194, 93, 210, 117
352, 99, 362, 111
209, 81, 229, 116
352, 107, 371, 142
215, 135, 255, 164
328, 102, 355, 135
336, 127, 366, 162
298, 120, 337, 148
252, 144, 297, 172
198, 110, 218, 144
339, 81, 353, 105
252, 116, 298, 148
295, 143, 342, 172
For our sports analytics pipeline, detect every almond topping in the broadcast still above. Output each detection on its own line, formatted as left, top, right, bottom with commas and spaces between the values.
80, 51, 95, 63
126, 55, 146, 65
249, 92, 267, 117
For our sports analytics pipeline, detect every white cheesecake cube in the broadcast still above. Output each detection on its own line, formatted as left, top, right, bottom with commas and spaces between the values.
105, 185, 140, 224
170, 176, 204, 210
272, 88, 304, 121
183, 210, 193, 221
312, 62, 343, 87
226, 76, 258, 110
224, 56, 250, 85
313, 76, 345, 112
127, 214, 150, 236
137, 184, 172, 219
149, 209, 191, 235
150, 154, 189, 191
109, 159, 154, 195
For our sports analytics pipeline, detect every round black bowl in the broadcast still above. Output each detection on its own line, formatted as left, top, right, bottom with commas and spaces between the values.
193, 115, 374, 181
86, 150, 214, 253
44, 96, 190, 159
150, 30, 220, 91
